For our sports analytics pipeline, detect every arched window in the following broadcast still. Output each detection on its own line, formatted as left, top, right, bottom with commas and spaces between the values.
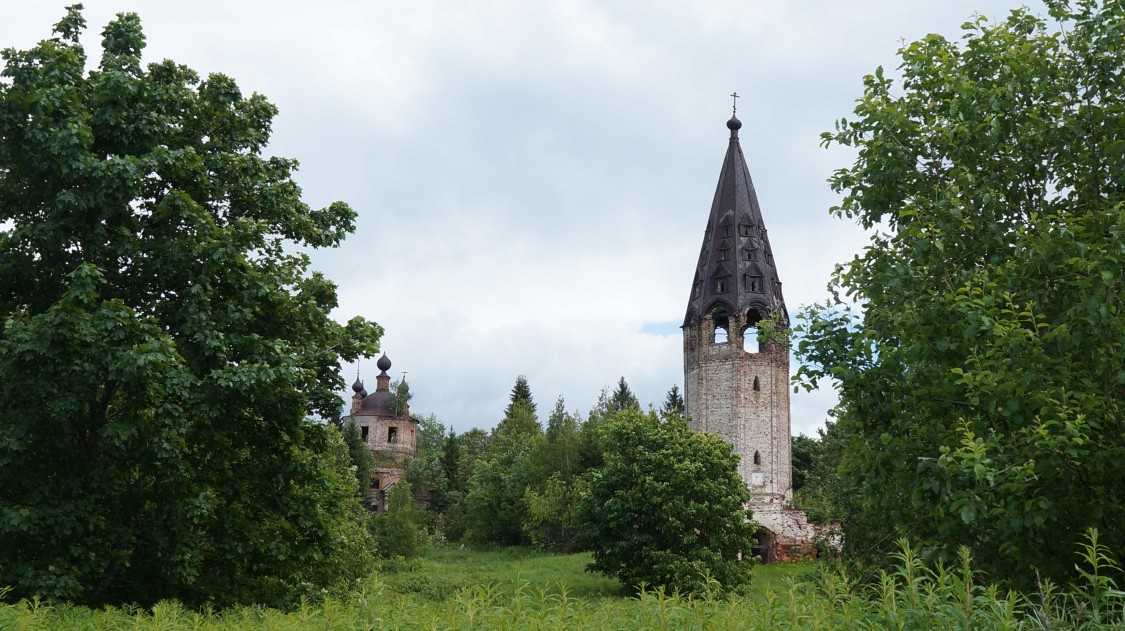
753, 450, 761, 465
743, 327, 760, 353
744, 309, 763, 353
753, 376, 760, 391
712, 307, 730, 344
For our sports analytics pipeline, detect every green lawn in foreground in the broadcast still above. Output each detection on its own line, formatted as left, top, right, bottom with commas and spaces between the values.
380, 545, 814, 602
3, 542, 1121, 629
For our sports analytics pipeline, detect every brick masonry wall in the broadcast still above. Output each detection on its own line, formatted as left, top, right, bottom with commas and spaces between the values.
684, 310, 819, 561
684, 311, 792, 501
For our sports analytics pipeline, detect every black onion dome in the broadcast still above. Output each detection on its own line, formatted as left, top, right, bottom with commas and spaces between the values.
727, 115, 742, 131
377, 353, 392, 372
352, 377, 365, 393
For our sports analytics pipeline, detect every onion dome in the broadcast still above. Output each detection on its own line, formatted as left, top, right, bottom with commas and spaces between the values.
377, 353, 392, 372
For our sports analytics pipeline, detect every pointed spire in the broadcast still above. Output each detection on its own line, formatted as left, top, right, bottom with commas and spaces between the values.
684, 108, 787, 327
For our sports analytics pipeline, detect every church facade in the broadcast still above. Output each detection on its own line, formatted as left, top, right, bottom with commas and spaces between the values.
682, 111, 819, 562
347, 352, 417, 512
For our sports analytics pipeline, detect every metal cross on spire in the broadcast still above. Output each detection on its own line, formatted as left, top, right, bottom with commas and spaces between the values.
730, 91, 739, 114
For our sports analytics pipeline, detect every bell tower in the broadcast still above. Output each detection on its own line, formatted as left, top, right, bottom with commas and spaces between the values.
682, 108, 792, 509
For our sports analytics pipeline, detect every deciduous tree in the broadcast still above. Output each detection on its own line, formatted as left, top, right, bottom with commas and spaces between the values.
0, 7, 380, 606
576, 411, 755, 595
798, 0, 1125, 587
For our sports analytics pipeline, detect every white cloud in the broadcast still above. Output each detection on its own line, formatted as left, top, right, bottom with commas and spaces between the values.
3, 0, 1048, 433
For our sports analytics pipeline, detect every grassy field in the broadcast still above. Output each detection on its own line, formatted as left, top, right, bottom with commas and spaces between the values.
2, 542, 1122, 629
378, 545, 814, 602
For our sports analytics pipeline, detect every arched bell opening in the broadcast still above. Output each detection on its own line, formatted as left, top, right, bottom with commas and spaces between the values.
743, 308, 765, 353
712, 307, 729, 344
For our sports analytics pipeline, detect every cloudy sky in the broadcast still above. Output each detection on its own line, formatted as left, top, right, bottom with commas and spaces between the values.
4, 1, 1048, 436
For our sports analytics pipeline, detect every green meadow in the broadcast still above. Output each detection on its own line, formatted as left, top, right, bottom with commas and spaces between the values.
3, 540, 1122, 630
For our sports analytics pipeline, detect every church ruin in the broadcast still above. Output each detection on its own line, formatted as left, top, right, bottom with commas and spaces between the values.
682, 107, 819, 562
347, 352, 417, 512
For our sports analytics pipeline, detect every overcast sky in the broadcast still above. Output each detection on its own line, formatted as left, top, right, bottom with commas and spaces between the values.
5, 1, 1049, 436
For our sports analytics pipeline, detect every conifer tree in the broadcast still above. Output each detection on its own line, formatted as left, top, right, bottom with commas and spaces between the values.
504, 374, 537, 417
607, 376, 640, 414
661, 384, 685, 417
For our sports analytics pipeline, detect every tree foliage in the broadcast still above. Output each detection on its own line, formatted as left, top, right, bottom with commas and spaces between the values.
607, 376, 640, 415
576, 411, 756, 595
343, 419, 377, 494
661, 384, 685, 417
465, 427, 540, 545
0, 7, 380, 606
387, 377, 412, 417
370, 480, 425, 559
504, 374, 536, 418
798, 0, 1125, 587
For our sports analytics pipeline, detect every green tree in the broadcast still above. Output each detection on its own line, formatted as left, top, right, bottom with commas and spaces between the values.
0, 7, 380, 606
523, 473, 587, 552
791, 420, 848, 526
577, 387, 611, 470
493, 399, 541, 438
466, 401, 543, 545
661, 384, 685, 417
798, 0, 1125, 587
440, 427, 490, 541
576, 411, 756, 595
607, 376, 640, 415
520, 396, 584, 551
790, 433, 820, 493
504, 374, 536, 418
370, 480, 425, 559
539, 396, 581, 480
387, 377, 412, 417
343, 419, 377, 494
465, 428, 541, 545
406, 414, 452, 517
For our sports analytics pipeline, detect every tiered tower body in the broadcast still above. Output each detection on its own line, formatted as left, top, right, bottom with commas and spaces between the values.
683, 114, 813, 561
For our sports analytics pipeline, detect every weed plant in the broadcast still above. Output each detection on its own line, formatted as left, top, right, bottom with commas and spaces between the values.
1, 530, 1121, 629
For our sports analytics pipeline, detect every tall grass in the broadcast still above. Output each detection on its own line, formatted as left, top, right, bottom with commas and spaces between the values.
1, 531, 1121, 629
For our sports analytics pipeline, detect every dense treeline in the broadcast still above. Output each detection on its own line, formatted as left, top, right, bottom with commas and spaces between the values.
338, 374, 760, 596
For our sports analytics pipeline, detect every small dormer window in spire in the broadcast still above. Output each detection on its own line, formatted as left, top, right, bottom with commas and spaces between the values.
740, 223, 753, 237
714, 277, 730, 293
744, 274, 763, 293
718, 248, 730, 262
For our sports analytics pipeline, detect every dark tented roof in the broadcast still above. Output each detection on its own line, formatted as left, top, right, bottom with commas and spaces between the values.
684, 115, 788, 327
